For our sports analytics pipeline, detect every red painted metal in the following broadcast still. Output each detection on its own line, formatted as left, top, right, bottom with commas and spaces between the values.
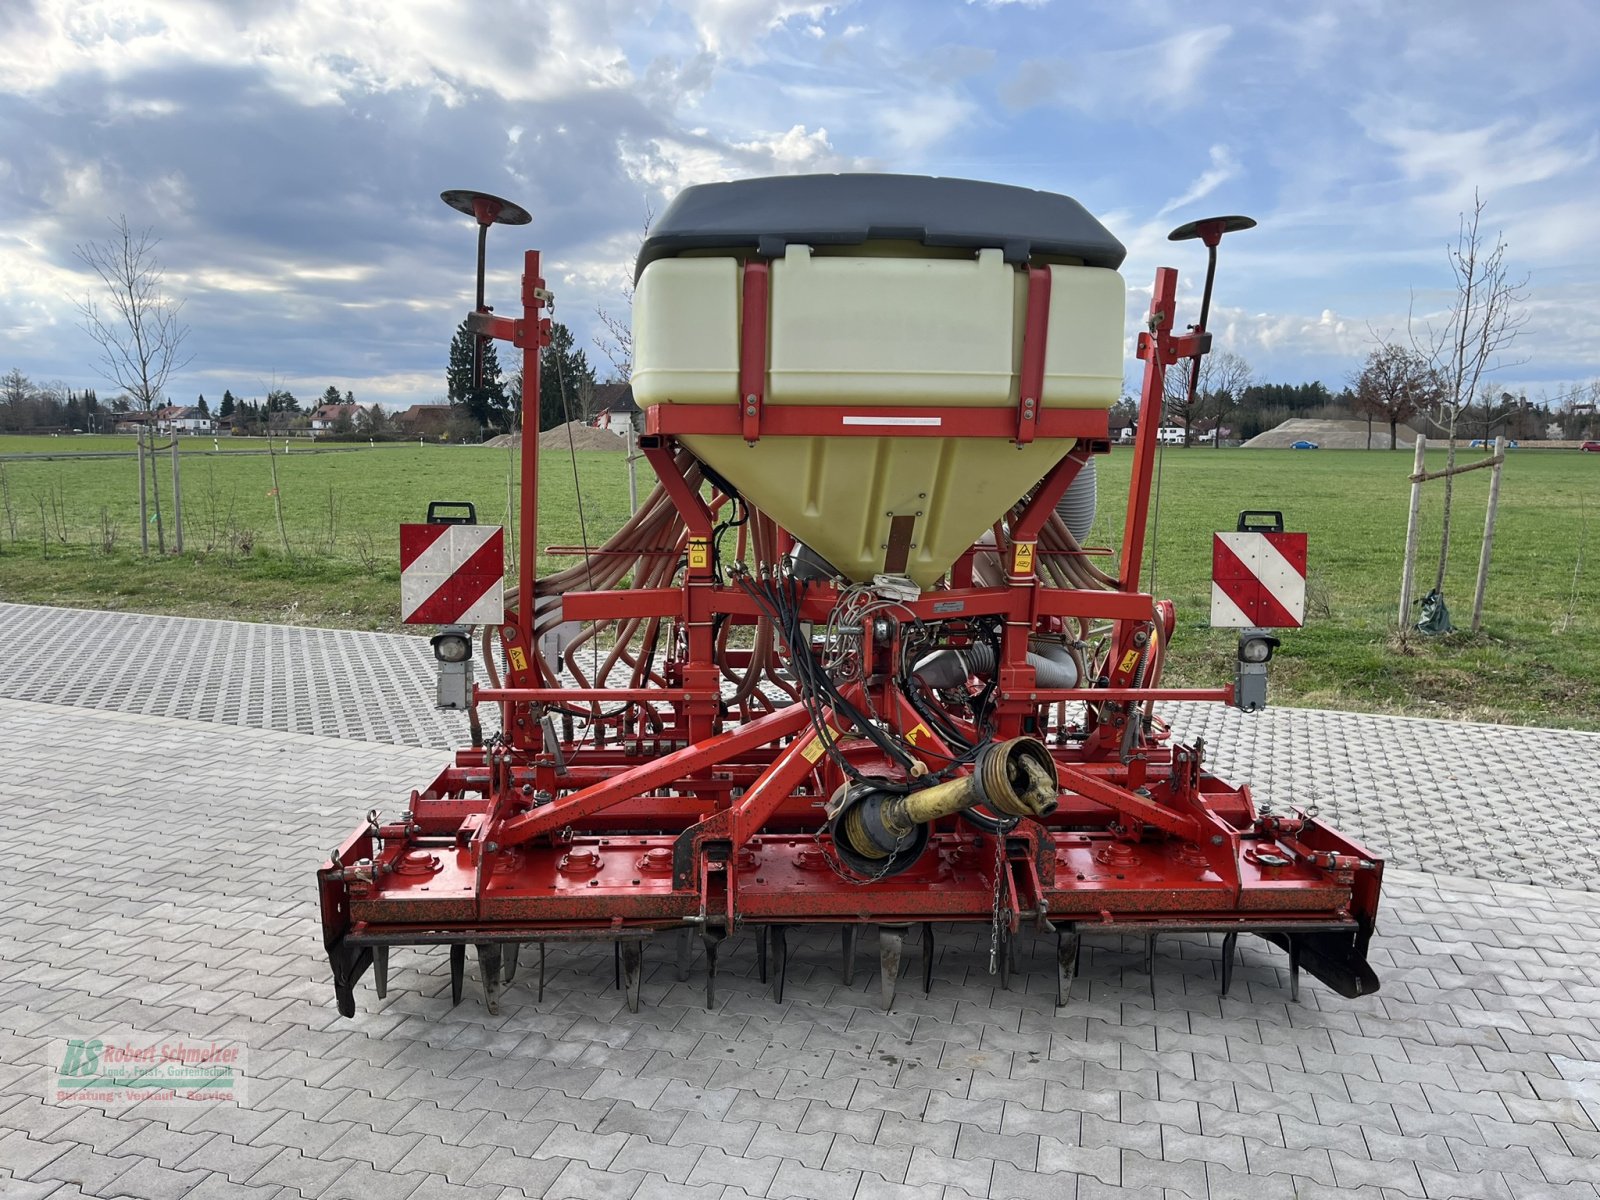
1014, 266, 1052, 445
648, 403, 1110, 441
318, 220, 1384, 1019
739, 261, 770, 442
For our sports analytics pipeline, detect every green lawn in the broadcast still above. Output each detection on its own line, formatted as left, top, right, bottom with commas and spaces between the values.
0, 433, 360, 456
1, 436, 1595, 728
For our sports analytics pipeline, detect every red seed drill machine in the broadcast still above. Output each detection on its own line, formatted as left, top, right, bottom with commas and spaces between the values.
319, 176, 1383, 1016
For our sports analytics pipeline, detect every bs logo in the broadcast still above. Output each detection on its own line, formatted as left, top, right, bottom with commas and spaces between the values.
59, 1039, 104, 1077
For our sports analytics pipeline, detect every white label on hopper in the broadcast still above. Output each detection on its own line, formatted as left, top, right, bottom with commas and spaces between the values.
840, 416, 942, 427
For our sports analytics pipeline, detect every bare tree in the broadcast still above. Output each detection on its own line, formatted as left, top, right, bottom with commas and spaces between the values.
1202, 351, 1252, 447
593, 203, 655, 383
76, 216, 191, 554
1411, 192, 1529, 594
1352, 342, 1441, 450
1164, 350, 1250, 447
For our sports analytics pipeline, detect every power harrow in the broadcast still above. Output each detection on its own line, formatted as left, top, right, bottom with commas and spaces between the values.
320, 175, 1382, 1017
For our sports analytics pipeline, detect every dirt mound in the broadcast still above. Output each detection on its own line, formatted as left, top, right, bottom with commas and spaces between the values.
483, 422, 629, 451
1243, 418, 1426, 450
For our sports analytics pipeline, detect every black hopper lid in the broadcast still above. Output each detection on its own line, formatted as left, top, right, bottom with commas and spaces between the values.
635, 173, 1126, 279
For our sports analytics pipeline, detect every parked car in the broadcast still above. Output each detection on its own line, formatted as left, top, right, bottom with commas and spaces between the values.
1582, 441, 1600, 453
1471, 438, 1519, 448
1289, 440, 1319, 450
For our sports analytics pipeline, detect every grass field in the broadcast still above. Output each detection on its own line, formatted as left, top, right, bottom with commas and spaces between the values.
0, 435, 1595, 728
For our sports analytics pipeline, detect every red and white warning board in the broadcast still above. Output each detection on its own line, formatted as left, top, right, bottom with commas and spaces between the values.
400, 524, 505, 625
1211, 530, 1307, 628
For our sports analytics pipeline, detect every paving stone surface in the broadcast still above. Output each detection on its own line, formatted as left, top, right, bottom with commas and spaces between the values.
1, 605, 1599, 1200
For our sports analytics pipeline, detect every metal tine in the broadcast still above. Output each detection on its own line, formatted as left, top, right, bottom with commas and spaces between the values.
503, 942, 520, 984
475, 943, 503, 1015
373, 945, 389, 1000
614, 942, 622, 990
769, 926, 788, 1003
879, 925, 906, 1010
1288, 934, 1302, 1003
841, 926, 857, 986
620, 939, 644, 1014
921, 923, 935, 995
449, 943, 466, 1006
703, 931, 723, 1009
1146, 933, 1158, 1003
1056, 927, 1080, 1007
537, 942, 547, 1002
676, 928, 693, 982
1220, 931, 1238, 996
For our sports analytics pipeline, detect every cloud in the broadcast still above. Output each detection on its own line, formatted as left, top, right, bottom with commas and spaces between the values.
1157, 144, 1240, 218
1001, 25, 1231, 114
670, 0, 843, 58
1356, 107, 1599, 212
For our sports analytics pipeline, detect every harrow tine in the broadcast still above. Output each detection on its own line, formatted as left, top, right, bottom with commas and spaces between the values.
702, 930, 724, 1010
476, 943, 503, 1015
1056, 927, 1080, 1007
1220, 932, 1238, 996
373, 945, 389, 1000
1288, 934, 1302, 1003
769, 926, 788, 1003
537, 942, 547, 1002
921, 923, 935, 996
1144, 933, 1158, 979
503, 942, 520, 984
614, 942, 622, 990
620, 940, 644, 1014
676, 928, 692, 982
449, 943, 466, 1006
879, 925, 906, 1010
841, 926, 857, 986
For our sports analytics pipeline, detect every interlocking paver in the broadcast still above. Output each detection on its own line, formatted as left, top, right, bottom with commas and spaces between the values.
4, 607, 1600, 1200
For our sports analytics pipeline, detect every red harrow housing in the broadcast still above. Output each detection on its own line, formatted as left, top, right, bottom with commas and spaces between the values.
320, 176, 1382, 1016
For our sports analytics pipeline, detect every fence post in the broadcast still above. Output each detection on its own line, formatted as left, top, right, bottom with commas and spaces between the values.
1398, 433, 1427, 627
171, 434, 184, 554
137, 426, 149, 555
1470, 436, 1505, 633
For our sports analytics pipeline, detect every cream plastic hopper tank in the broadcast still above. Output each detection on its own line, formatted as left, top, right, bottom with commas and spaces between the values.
631, 174, 1127, 587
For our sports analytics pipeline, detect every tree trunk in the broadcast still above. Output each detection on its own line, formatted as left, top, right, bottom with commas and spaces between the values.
1434, 426, 1458, 593
1388, 418, 1398, 450
137, 427, 149, 555
150, 433, 165, 554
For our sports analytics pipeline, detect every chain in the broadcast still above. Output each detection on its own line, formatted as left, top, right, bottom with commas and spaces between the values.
810, 815, 907, 887
979, 838, 1004, 979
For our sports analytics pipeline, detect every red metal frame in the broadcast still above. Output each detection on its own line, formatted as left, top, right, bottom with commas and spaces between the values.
318, 240, 1384, 1019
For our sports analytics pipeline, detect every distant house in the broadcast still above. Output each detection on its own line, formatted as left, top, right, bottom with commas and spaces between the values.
309, 403, 361, 432
397, 404, 453, 437
590, 384, 641, 433
155, 405, 213, 434
114, 410, 155, 433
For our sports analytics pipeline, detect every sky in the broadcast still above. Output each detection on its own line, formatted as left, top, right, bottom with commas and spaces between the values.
1, 0, 1597, 411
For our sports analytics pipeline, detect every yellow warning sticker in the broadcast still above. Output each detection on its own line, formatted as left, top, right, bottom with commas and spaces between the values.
1117, 648, 1140, 675
904, 722, 932, 746
1012, 542, 1036, 574
687, 537, 710, 570
508, 646, 528, 672
800, 724, 839, 763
